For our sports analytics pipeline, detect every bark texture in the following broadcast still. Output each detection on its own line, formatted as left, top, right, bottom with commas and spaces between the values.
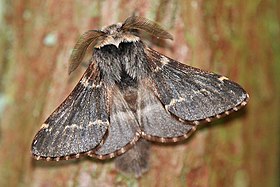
0, 0, 279, 186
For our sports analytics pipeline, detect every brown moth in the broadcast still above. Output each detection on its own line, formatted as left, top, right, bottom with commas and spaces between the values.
31, 16, 249, 177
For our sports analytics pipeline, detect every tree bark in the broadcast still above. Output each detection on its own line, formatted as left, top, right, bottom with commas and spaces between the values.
0, 0, 279, 186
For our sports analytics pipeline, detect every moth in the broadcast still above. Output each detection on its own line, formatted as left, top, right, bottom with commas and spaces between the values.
31, 16, 249, 177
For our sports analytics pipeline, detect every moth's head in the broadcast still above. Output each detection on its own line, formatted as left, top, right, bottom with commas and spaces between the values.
101, 23, 123, 34
96, 22, 140, 48
68, 16, 173, 74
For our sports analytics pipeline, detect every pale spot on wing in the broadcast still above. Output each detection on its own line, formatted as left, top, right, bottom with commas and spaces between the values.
88, 120, 109, 127
109, 153, 115, 158
192, 126, 197, 131
200, 88, 210, 95
96, 81, 103, 88
179, 118, 184, 122
154, 66, 162, 72
165, 97, 185, 110
65, 123, 82, 130
160, 137, 166, 142
241, 101, 247, 106
193, 121, 200, 125
80, 77, 91, 87
218, 76, 229, 82
40, 123, 49, 129
153, 56, 170, 72
172, 137, 178, 142
80, 77, 103, 88
205, 118, 211, 122
160, 56, 169, 65
87, 150, 92, 155
120, 147, 126, 154
96, 155, 103, 159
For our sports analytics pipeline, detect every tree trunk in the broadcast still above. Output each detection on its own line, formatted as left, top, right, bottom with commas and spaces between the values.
0, 0, 279, 186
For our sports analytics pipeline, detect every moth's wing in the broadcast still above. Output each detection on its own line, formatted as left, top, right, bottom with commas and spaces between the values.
137, 82, 195, 142
145, 48, 249, 123
31, 64, 109, 160
90, 86, 141, 159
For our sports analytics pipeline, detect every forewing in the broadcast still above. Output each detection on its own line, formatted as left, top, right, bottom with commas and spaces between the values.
31, 64, 109, 160
90, 86, 141, 159
145, 48, 249, 123
137, 83, 195, 142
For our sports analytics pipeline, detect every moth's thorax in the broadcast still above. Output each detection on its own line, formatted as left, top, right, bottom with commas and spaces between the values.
93, 41, 148, 84
96, 23, 140, 48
